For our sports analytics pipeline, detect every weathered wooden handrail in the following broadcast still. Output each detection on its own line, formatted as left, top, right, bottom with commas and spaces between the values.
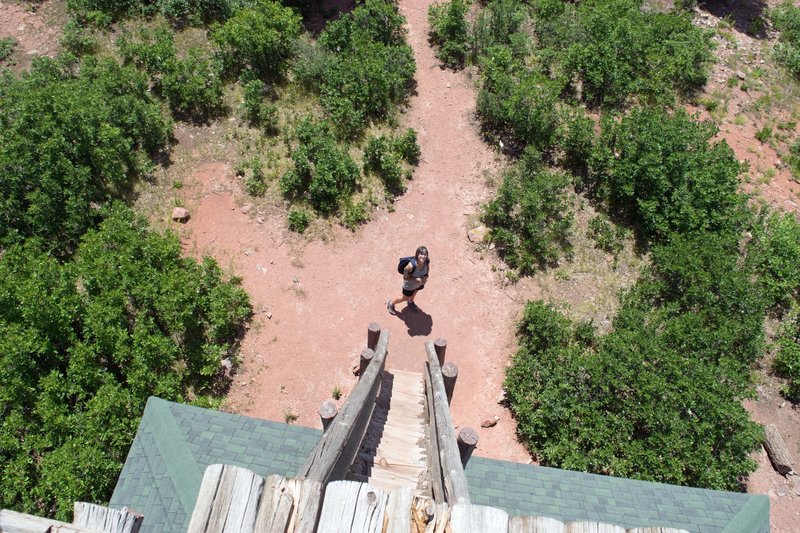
297, 328, 389, 484
425, 341, 471, 505
423, 362, 445, 503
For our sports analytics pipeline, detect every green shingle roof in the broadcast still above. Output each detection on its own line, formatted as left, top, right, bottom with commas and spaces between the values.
111, 397, 769, 533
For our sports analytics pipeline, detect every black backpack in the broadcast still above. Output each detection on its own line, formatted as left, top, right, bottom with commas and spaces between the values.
397, 256, 415, 274
397, 256, 430, 274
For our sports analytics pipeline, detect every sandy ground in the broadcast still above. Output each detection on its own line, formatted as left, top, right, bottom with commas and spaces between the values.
2, 0, 799, 529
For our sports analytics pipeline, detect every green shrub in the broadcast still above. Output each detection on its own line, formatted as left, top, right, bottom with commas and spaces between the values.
755, 125, 772, 143
428, 0, 469, 68
506, 231, 765, 490
770, 2, 800, 78
0, 37, 16, 61
364, 131, 419, 193
287, 207, 310, 233
212, 0, 301, 79
0, 56, 172, 255
280, 118, 359, 214
470, 0, 528, 60
242, 79, 266, 124
341, 198, 370, 230
60, 20, 97, 55
394, 128, 421, 164
588, 107, 745, 243
244, 158, 266, 196
0, 206, 250, 520
775, 309, 800, 401
314, 0, 416, 139
483, 148, 573, 273
749, 211, 800, 310
588, 214, 624, 258
161, 48, 223, 119
117, 26, 176, 75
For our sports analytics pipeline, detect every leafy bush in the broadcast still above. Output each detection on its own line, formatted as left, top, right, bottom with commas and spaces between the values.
528, 0, 713, 107
363, 130, 420, 193
287, 207, 310, 233
212, 0, 301, 79
0, 206, 250, 520
483, 148, 573, 273
60, 20, 97, 55
588, 214, 624, 258
280, 118, 359, 214
470, 0, 528, 60
243, 158, 267, 196
770, 2, 800, 78
341, 198, 370, 230
588, 107, 745, 243
0, 56, 172, 255
748, 211, 800, 310
67, 0, 234, 24
241, 78, 278, 132
428, 0, 469, 68
118, 27, 223, 119
314, 0, 416, 139
0, 37, 16, 61
476, 45, 563, 153
506, 232, 765, 490
774, 309, 800, 401
755, 125, 772, 143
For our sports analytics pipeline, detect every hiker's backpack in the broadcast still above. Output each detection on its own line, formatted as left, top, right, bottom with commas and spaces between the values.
397, 256, 415, 274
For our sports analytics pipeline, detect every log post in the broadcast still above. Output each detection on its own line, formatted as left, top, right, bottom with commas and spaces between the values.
319, 401, 338, 431
764, 424, 795, 476
442, 362, 458, 404
367, 323, 381, 351
434, 338, 447, 365
457, 427, 478, 467
359, 348, 375, 378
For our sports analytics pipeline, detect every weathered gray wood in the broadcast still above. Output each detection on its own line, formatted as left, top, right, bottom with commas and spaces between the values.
187, 464, 263, 533
367, 323, 381, 351
442, 363, 458, 404
254, 476, 323, 533
383, 487, 413, 532
317, 481, 387, 533
627, 528, 689, 533
509, 515, 565, 533
319, 400, 338, 431
457, 427, 478, 467
359, 348, 375, 379
423, 363, 445, 504
764, 424, 795, 476
450, 503, 508, 533
298, 329, 389, 484
433, 338, 447, 365
426, 341, 471, 505
566, 523, 625, 533
0, 509, 99, 533
73, 503, 142, 533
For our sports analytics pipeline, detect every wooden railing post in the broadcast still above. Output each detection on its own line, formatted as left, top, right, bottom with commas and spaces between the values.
442, 362, 458, 404
319, 401, 338, 431
425, 341, 471, 504
434, 338, 447, 365
367, 323, 381, 351
457, 427, 478, 467
359, 348, 375, 378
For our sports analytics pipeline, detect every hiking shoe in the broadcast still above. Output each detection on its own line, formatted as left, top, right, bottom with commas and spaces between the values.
386, 299, 396, 314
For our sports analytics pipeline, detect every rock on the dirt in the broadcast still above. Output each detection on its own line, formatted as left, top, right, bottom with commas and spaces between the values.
481, 416, 500, 428
171, 207, 190, 222
468, 225, 489, 243
241, 203, 253, 214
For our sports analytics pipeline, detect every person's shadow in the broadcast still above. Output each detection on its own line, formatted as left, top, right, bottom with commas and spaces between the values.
395, 305, 433, 336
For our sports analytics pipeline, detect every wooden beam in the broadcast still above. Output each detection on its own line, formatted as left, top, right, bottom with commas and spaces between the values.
73, 503, 142, 533
425, 341, 471, 505
298, 328, 389, 484
423, 362, 445, 504
450, 503, 508, 532
0, 509, 99, 533
253, 475, 322, 533
187, 464, 263, 533
565, 523, 625, 532
383, 487, 413, 532
367, 323, 381, 351
316, 481, 387, 532
508, 515, 565, 532
764, 424, 795, 476
319, 401, 338, 431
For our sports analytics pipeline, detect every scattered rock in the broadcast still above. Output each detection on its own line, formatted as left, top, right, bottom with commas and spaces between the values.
736, 70, 747, 80
481, 416, 500, 428
220, 358, 233, 377
266, 312, 272, 319
256, 263, 268, 274
171, 207, 190, 222
468, 225, 489, 243
241, 203, 253, 214
243, 248, 254, 256
256, 216, 265, 224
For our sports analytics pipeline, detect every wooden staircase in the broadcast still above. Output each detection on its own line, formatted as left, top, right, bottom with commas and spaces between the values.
350, 369, 429, 496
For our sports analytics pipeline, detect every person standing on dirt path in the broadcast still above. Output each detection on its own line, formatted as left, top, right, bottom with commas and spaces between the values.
387, 246, 430, 314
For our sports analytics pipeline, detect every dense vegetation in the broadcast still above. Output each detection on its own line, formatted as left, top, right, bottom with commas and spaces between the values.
426, 0, 800, 490
770, 2, 800, 78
